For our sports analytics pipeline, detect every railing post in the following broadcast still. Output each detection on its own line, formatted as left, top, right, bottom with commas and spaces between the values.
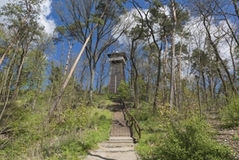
121, 100, 142, 141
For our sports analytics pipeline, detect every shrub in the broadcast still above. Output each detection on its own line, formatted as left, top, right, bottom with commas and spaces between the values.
42, 107, 112, 159
155, 118, 233, 160
117, 81, 130, 101
220, 97, 239, 127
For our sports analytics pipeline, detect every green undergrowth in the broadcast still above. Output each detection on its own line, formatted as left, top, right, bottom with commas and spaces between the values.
0, 97, 112, 160
93, 94, 115, 108
130, 102, 233, 160
220, 96, 239, 128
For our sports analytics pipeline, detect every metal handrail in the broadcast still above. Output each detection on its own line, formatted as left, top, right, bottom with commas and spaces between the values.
121, 101, 142, 141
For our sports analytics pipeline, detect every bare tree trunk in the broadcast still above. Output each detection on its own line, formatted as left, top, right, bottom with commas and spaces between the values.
217, 63, 228, 97
196, 76, 201, 118
209, 75, 214, 100
0, 52, 7, 65
176, 37, 183, 110
203, 17, 237, 95
130, 44, 139, 108
162, 37, 169, 105
64, 41, 74, 76
143, 9, 162, 111
0, 35, 18, 65
49, 26, 97, 121
97, 54, 108, 94
79, 64, 87, 91
169, 0, 177, 109
226, 38, 236, 82
0, 51, 17, 102
0, 69, 14, 121
202, 71, 208, 104
89, 67, 95, 104
146, 56, 152, 102
215, 1, 239, 47
130, 2, 147, 108
232, 0, 239, 20
133, 73, 139, 108
153, 45, 162, 111
12, 51, 26, 100
32, 62, 44, 110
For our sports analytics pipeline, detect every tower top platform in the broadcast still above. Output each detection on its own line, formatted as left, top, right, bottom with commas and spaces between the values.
107, 52, 127, 65
108, 52, 127, 60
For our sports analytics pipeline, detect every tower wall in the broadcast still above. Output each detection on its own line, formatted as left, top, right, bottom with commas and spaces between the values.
108, 52, 127, 93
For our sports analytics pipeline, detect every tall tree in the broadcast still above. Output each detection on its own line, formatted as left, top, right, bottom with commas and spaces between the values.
49, 0, 127, 119
194, 0, 237, 95
142, 0, 164, 111
184, 0, 239, 107
53, 0, 127, 105
0, 0, 45, 121
1, 0, 43, 98
96, 52, 109, 94
169, 0, 177, 109
130, 0, 189, 110
127, 4, 149, 108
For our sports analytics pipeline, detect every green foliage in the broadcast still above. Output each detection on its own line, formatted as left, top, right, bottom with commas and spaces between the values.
220, 97, 239, 127
45, 136, 88, 160
133, 102, 233, 160
93, 93, 114, 108
232, 134, 239, 141
43, 107, 112, 159
155, 118, 233, 160
52, 107, 88, 134
0, 0, 43, 39
0, 93, 112, 160
117, 81, 130, 100
0, 102, 46, 159
133, 103, 166, 159
91, 15, 104, 25
136, 133, 158, 160
20, 50, 47, 90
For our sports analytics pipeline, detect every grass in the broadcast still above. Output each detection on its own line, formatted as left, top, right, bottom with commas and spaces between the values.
131, 102, 233, 160
220, 96, 239, 128
0, 94, 113, 160
232, 134, 239, 141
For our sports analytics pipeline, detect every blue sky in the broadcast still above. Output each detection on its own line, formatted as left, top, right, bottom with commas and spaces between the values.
0, 0, 56, 34
0, 0, 149, 35
1, 0, 236, 88
0, 0, 235, 64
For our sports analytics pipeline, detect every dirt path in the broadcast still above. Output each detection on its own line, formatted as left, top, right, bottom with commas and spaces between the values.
84, 104, 140, 160
206, 109, 239, 159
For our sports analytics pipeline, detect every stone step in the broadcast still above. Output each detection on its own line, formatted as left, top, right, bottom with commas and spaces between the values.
85, 150, 139, 160
109, 136, 134, 143
99, 137, 135, 148
99, 142, 134, 148
90, 146, 135, 153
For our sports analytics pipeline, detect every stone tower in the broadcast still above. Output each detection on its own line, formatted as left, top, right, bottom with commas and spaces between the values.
108, 52, 127, 93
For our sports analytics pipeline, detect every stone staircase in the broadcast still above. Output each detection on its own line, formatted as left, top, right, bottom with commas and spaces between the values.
84, 135, 138, 160
97, 137, 135, 152
84, 105, 140, 160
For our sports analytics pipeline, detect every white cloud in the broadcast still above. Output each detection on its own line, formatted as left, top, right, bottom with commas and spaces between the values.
181, 16, 239, 75
115, 8, 237, 77
0, 0, 8, 7
114, 6, 170, 45
184, 16, 236, 62
0, 0, 55, 35
112, 9, 142, 45
39, 0, 56, 35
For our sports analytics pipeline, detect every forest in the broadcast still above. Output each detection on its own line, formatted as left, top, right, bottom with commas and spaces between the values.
0, 0, 239, 159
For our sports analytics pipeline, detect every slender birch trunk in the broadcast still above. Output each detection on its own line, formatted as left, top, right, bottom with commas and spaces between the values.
169, 0, 177, 109
49, 25, 97, 120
